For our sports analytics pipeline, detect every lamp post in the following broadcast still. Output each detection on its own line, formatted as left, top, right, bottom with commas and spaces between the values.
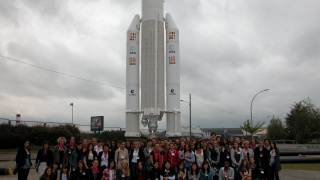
70, 103, 73, 124
181, 94, 191, 137
250, 89, 269, 128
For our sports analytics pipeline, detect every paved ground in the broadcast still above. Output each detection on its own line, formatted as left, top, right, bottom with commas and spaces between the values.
1, 153, 320, 179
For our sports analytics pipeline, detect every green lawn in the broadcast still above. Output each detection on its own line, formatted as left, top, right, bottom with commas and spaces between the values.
282, 163, 320, 171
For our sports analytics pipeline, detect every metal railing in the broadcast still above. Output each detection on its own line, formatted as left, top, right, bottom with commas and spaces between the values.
0, 118, 123, 132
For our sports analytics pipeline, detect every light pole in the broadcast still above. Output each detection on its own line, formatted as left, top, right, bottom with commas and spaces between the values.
70, 103, 73, 124
250, 89, 269, 128
181, 94, 191, 137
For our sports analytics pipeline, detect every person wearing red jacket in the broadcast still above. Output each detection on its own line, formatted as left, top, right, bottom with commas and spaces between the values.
166, 143, 180, 172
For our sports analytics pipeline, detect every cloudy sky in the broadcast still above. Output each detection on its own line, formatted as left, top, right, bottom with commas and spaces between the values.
1, 0, 319, 132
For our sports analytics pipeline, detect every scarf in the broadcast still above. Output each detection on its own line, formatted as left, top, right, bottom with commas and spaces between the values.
154, 149, 160, 161
70, 142, 74, 148
58, 144, 65, 151
83, 146, 87, 152
103, 150, 108, 158
91, 166, 99, 173
153, 149, 164, 168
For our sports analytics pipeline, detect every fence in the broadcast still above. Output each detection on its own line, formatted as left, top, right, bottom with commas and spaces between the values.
0, 118, 124, 132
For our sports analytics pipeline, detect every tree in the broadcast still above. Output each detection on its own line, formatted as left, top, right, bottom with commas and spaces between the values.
285, 98, 320, 143
267, 117, 286, 140
240, 119, 265, 136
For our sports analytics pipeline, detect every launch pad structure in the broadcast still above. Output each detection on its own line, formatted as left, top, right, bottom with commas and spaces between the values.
125, 0, 181, 138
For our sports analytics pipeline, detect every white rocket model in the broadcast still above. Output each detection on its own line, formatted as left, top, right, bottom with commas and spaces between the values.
126, 0, 181, 138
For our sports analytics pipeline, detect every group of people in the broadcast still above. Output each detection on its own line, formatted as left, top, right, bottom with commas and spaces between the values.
15, 133, 281, 180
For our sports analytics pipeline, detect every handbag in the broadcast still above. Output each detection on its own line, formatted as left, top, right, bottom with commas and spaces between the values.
13, 166, 18, 175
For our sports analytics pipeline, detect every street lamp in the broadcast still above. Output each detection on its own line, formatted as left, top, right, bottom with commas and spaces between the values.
181, 94, 191, 137
250, 89, 269, 128
70, 103, 73, 124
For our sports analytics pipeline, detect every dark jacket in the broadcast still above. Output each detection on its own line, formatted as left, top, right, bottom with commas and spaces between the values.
116, 169, 131, 180
161, 167, 175, 178
148, 168, 161, 180
71, 169, 89, 180
15, 147, 33, 169
98, 149, 115, 166
69, 148, 83, 168
129, 148, 145, 164
36, 149, 54, 167
254, 146, 269, 166
84, 150, 98, 161
220, 149, 232, 166
52, 145, 69, 166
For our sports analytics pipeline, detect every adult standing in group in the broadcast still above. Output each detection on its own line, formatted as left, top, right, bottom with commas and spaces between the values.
36, 141, 53, 178
250, 139, 257, 150
69, 142, 83, 171
220, 144, 232, 166
66, 137, 76, 157
254, 140, 268, 179
166, 142, 180, 171
129, 141, 145, 179
182, 143, 195, 172
143, 139, 153, 172
264, 138, 271, 178
94, 139, 103, 155
84, 143, 98, 169
126, 141, 133, 157
82, 139, 89, 154
230, 142, 241, 180
52, 137, 69, 177
240, 141, 254, 163
115, 141, 129, 169
194, 142, 204, 168
150, 143, 165, 170
209, 141, 220, 169
269, 141, 281, 180
98, 144, 115, 176
15, 140, 33, 180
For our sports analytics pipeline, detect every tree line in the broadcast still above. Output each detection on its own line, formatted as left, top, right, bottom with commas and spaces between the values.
240, 98, 320, 143
0, 124, 126, 149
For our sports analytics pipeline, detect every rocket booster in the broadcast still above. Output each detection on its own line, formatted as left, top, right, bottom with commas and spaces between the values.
125, 14, 140, 137
166, 13, 181, 137
125, 0, 181, 137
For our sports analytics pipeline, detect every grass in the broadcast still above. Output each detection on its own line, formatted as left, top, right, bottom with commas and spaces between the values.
282, 163, 320, 171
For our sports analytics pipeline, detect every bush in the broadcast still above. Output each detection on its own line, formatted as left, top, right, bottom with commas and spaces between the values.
0, 132, 25, 149
98, 130, 126, 142
29, 125, 82, 146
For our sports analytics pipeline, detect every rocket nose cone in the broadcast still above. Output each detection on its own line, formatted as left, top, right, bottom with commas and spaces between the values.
165, 13, 178, 29
128, 14, 141, 31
